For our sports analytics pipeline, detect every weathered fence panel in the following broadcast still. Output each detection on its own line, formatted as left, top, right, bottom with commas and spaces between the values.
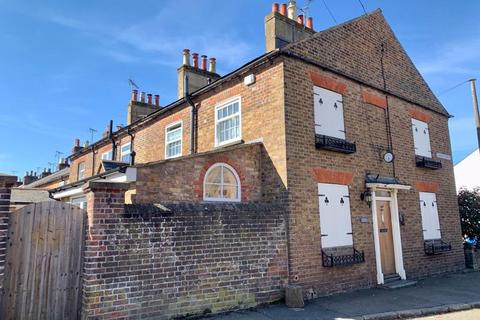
0, 201, 86, 320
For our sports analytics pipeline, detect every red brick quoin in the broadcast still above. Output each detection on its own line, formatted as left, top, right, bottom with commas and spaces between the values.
193, 156, 250, 202
312, 167, 354, 185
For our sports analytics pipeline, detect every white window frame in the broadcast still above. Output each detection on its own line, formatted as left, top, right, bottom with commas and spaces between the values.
214, 96, 242, 147
411, 119, 432, 158
203, 163, 241, 202
313, 86, 346, 140
120, 142, 131, 163
101, 150, 113, 161
78, 162, 86, 180
71, 196, 87, 209
318, 183, 353, 248
165, 121, 183, 159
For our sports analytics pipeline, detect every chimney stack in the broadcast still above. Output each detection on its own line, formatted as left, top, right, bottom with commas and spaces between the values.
177, 50, 221, 99
72, 138, 83, 154
287, 0, 297, 20
23, 171, 38, 186
265, 2, 316, 52
57, 158, 69, 171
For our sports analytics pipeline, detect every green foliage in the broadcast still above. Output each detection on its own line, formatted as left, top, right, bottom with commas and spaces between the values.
459, 187, 480, 239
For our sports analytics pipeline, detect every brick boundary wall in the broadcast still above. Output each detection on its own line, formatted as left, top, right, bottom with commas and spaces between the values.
81, 181, 288, 319
0, 174, 17, 289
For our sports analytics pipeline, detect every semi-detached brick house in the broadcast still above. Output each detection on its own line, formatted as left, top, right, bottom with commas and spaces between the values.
47, 4, 463, 300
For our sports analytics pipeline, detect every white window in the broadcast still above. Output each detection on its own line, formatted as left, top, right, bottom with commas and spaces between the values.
101, 150, 113, 161
203, 163, 240, 202
120, 142, 131, 163
71, 196, 87, 209
78, 162, 86, 180
318, 183, 353, 248
419, 192, 441, 240
215, 97, 241, 146
314, 86, 346, 139
165, 121, 183, 159
411, 119, 432, 158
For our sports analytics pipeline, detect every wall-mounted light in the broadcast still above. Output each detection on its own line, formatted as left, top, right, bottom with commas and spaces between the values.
360, 190, 372, 208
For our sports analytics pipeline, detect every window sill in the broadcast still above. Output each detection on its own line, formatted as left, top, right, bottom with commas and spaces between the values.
415, 156, 442, 170
424, 239, 451, 255
315, 134, 356, 154
321, 246, 365, 267
215, 139, 244, 149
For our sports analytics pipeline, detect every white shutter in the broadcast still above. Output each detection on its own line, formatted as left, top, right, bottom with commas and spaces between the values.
318, 183, 353, 248
412, 119, 432, 158
314, 86, 346, 140
419, 192, 441, 240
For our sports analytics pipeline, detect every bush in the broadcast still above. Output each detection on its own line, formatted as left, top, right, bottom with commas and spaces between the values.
459, 187, 480, 242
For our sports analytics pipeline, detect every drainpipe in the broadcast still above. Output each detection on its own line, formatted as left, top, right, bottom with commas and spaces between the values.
184, 75, 197, 154
109, 120, 116, 161
91, 144, 96, 176
127, 128, 136, 165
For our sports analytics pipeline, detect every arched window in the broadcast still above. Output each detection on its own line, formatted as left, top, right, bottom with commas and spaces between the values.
203, 163, 241, 202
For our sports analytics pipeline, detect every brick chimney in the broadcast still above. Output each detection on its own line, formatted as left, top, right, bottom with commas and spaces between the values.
127, 89, 161, 125
177, 49, 221, 99
22, 171, 38, 185
72, 138, 83, 154
265, 2, 315, 52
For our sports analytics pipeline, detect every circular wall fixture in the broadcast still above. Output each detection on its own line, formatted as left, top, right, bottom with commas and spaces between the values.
382, 151, 395, 163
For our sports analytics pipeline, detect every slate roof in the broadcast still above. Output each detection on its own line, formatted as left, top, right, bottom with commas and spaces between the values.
23, 167, 70, 188
282, 9, 449, 116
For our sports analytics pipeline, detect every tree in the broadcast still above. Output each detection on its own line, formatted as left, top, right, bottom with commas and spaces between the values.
459, 187, 480, 239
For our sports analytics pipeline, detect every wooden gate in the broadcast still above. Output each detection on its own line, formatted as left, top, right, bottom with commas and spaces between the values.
0, 201, 86, 320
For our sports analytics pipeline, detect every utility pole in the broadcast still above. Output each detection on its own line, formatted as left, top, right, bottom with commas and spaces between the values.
469, 79, 480, 151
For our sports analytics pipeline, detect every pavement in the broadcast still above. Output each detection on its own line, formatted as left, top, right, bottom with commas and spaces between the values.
205, 271, 480, 320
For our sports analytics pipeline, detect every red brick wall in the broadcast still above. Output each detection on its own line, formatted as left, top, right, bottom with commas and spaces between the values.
81, 182, 287, 319
283, 56, 464, 296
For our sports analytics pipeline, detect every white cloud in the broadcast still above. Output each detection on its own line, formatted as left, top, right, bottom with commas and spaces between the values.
418, 38, 480, 75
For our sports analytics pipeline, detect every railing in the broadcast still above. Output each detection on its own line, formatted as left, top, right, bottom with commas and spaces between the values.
322, 248, 365, 267
415, 156, 442, 170
315, 134, 356, 154
424, 240, 452, 255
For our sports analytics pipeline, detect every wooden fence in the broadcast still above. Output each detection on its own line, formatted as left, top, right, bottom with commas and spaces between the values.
0, 201, 86, 320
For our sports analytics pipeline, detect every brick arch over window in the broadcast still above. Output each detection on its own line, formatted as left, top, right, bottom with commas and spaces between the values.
194, 156, 249, 202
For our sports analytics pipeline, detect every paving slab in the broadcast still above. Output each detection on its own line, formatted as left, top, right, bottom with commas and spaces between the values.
204, 272, 480, 320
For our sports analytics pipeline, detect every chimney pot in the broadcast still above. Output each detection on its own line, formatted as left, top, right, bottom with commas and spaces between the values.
272, 3, 279, 13
201, 55, 207, 70
147, 93, 152, 104
182, 48, 191, 66
74, 138, 80, 147
280, 3, 287, 16
192, 53, 199, 68
131, 89, 138, 101
297, 14, 304, 25
208, 57, 217, 73
287, 0, 297, 20
306, 17, 313, 30
140, 91, 146, 103
154, 94, 160, 106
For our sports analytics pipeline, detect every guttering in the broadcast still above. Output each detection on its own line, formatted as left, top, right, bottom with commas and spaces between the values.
67, 49, 281, 161
184, 75, 197, 155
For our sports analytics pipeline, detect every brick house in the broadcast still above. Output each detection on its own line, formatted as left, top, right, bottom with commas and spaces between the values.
44, 3, 463, 301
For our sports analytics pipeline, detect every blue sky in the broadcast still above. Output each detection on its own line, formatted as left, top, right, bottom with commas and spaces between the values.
0, 0, 479, 177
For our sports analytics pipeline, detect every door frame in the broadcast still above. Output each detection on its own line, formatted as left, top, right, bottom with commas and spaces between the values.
367, 183, 410, 284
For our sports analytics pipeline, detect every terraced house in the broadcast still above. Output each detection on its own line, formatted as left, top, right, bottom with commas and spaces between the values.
22, 2, 464, 317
